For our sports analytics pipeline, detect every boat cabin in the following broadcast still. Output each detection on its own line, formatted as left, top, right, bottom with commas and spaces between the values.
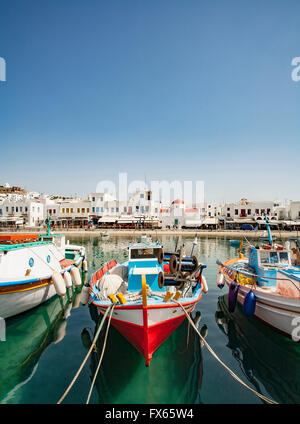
38, 234, 66, 255
248, 246, 292, 287
127, 242, 164, 292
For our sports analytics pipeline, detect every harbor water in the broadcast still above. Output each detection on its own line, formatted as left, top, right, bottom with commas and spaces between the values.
1, 235, 300, 404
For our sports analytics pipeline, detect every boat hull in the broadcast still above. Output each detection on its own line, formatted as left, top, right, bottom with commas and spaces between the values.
221, 268, 300, 339
0, 258, 84, 319
96, 298, 199, 366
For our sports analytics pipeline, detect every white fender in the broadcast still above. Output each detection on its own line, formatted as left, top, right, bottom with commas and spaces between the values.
52, 271, 66, 297
201, 275, 208, 293
72, 293, 81, 309
53, 320, 67, 344
80, 285, 90, 305
82, 260, 88, 272
70, 266, 82, 286
216, 272, 225, 289
63, 271, 73, 289
64, 303, 72, 319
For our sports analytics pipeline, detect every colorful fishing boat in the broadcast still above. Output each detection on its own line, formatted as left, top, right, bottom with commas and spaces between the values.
0, 227, 87, 319
216, 215, 300, 339
82, 237, 207, 366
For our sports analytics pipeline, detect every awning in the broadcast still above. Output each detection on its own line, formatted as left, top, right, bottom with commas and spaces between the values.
98, 216, 117, 223
184, 220, 203, 227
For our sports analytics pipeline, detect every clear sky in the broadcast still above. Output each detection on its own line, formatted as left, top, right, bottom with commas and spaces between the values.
0, 0, 299, 203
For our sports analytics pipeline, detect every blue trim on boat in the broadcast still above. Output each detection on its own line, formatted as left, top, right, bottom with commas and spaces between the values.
0, 256, 84, 288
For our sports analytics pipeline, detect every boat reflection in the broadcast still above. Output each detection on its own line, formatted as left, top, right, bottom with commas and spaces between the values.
0, 285, 83, 403
81, 304, 206, 404
216, 294, 300, 404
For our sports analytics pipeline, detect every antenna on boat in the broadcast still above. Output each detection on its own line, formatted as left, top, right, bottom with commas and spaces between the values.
264, 213, 273, 248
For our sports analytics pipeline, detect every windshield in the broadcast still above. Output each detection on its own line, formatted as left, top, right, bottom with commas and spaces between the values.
260, 250, 290, 266
130, 248, 160, 260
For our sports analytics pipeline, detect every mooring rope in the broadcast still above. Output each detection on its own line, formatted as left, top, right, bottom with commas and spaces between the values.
57, 302, 116, 404
86, 303, 115, 404
173, 299, 278, 404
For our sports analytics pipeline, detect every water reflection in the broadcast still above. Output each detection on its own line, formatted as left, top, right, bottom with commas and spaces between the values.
81, 304, 206, 404
0, 285, 83, 403
216, 294, 300, 404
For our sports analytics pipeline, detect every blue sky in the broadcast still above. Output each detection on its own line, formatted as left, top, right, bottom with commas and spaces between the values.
0, 0, 299, 202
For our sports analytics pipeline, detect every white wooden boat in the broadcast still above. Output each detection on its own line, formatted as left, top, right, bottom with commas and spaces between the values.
0, 233, 87, 319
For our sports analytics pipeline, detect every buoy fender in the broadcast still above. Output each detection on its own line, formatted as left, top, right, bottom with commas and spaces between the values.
52, 271, 66, 297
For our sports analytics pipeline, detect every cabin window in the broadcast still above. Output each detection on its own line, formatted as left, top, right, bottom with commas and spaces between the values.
130, 248, 160, 260
269, 251, 279, 264
279, 251, 289, 265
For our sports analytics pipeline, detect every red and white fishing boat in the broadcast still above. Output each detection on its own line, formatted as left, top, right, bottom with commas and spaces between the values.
82, 237, 208, 366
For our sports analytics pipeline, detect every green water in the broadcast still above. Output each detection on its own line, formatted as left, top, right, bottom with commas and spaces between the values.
1, 235, 300, 404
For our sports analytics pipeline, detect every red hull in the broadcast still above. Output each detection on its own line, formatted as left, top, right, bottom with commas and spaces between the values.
97, 298, 199, 366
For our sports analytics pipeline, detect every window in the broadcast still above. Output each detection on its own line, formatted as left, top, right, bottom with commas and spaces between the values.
62, 208, 65, 213
16, 207, 18, 212
141, 206, 144, 213
116, 208, 119, 212
12, 207, 14, 213
87, 208, 90, 213
124, 207, 127, 213
247, 209, 251, 215
261, 209, 265, 214
136, 206, 139, 211
0, 209, 2, 216
20, 207, 22, 212
235, 209, 238, 215
66, 208, 69, 214
101, 207, 104, 212
145, 206, 149, 212
155, 208, 158, 213
92, 197, 95, 202
130, 248, 160, 260
81, 208, 85, 213
227, 207, 230, 211
100, 197, 103, 201
92, 207, 95, 213
6, 207, 8, 212
140, 193, 144, 198
96, 207, 99, 213
111, 208, 114, 213
49, 209, 52, 214
227, 213, 230, 217
255, 209, 259, 214
77, 208, 80, 213
53, 209, 56, 214
279, 251, 289, 265
25, 207, 28, 212
267, 208, 271, 215
71, 208, 73, 213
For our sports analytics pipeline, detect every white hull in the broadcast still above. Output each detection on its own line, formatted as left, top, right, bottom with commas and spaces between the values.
0, 283, 58, 319
96, 302, 195, 327
224, 276, 300, 338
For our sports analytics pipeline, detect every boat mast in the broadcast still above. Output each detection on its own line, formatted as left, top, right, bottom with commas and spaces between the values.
264, 213, 273, 247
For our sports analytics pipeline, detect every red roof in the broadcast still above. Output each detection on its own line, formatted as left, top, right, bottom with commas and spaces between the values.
171, 199, 184, 205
